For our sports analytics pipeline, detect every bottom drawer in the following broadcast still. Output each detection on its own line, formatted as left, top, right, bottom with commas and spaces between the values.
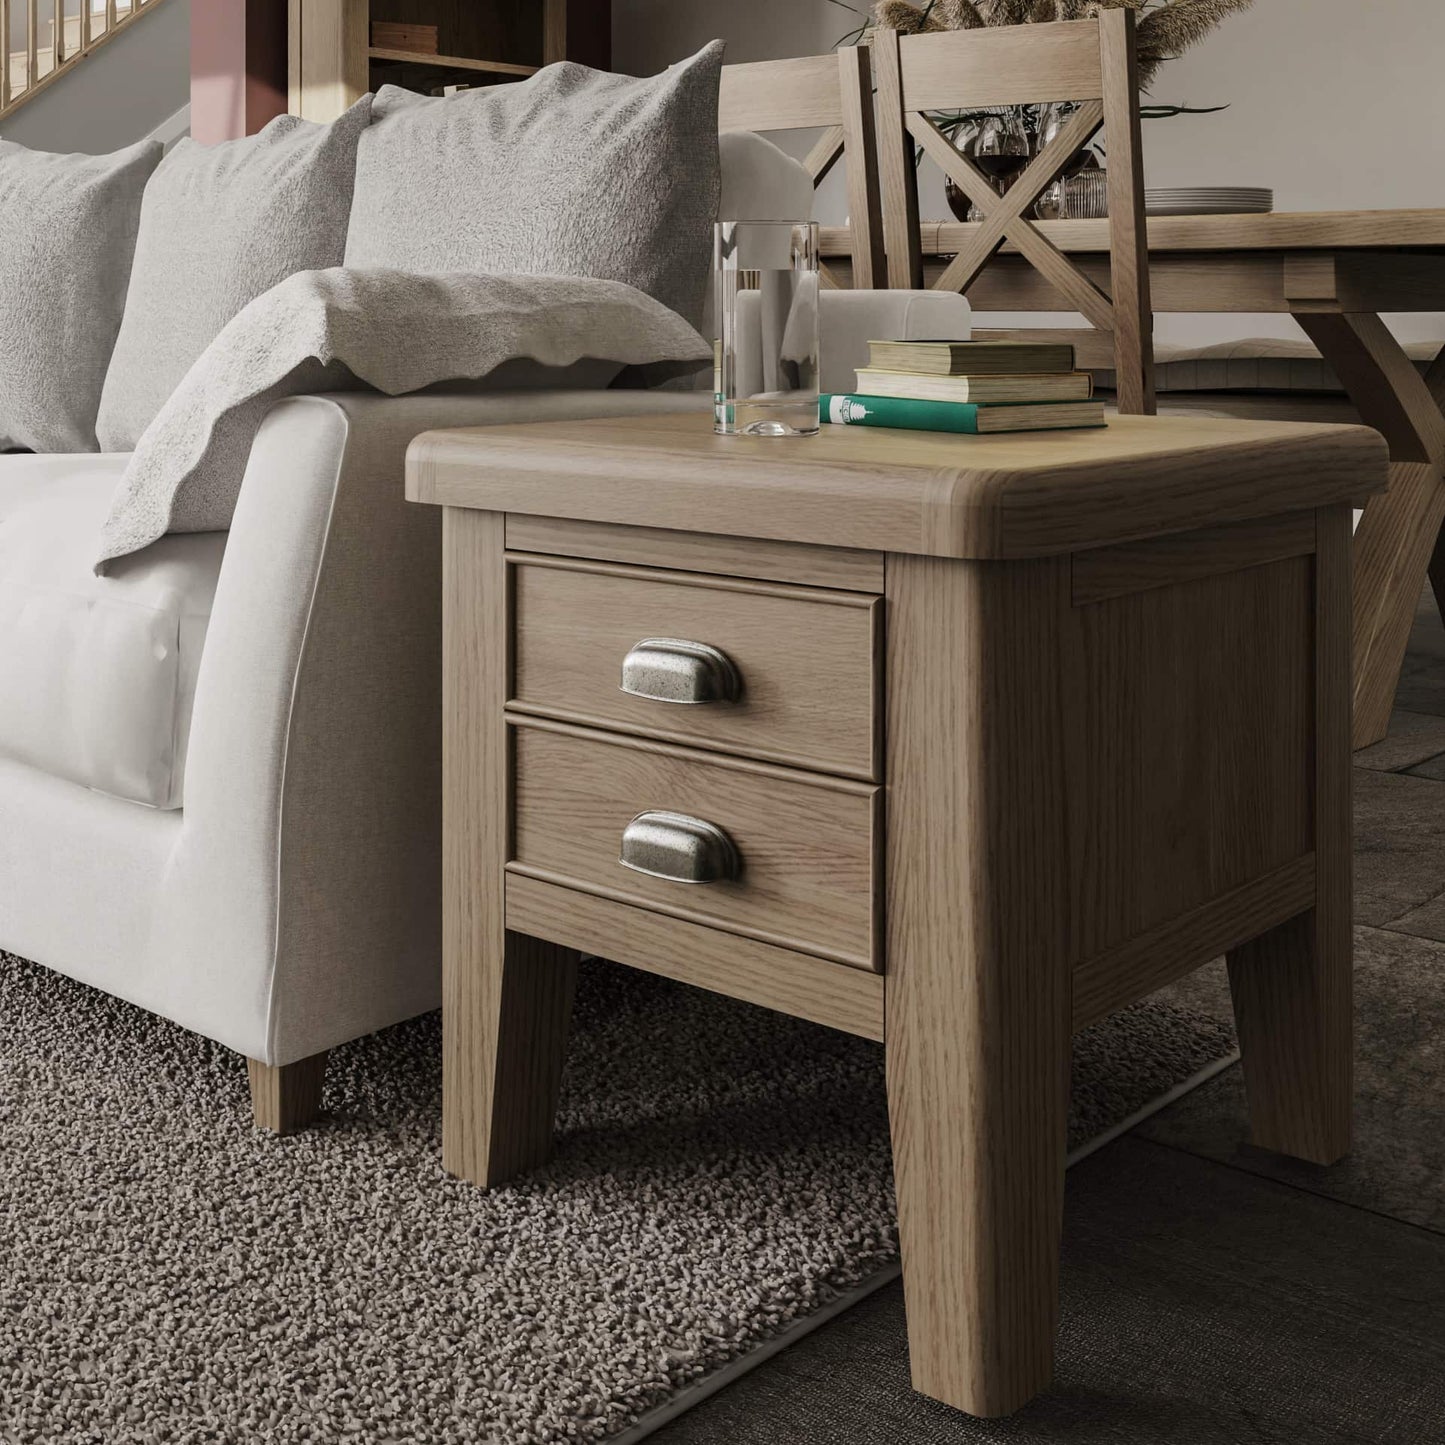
509, 719, 881, 969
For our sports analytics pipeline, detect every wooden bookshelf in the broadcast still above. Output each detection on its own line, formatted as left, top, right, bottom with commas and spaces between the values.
289, 0, 610, 123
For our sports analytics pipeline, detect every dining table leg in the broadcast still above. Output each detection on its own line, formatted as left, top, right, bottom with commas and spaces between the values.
1290, 315, 1445, 749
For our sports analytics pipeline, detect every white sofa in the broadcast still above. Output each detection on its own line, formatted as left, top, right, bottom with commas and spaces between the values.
0, 138, 970, 1129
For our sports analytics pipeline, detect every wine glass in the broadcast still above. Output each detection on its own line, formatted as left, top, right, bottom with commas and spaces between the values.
943, 116, 982, 223
1034, 101, 1090, 220
973, 108, 1031, 195
945, 108, 1029, 223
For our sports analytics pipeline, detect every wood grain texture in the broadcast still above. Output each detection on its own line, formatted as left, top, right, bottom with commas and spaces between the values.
1098, 7, 1155, 415
1068, 554, 1315, 961
915, 106, 1115, 329
717, 51, 842, 131
509, 554, 880, 780
288, 0, 367, 122
716, 48, 884, 290
884, 551, 1072, 1418
1071, 511, 1317, 605
442, 508, 581, 1187
503, 515, 884, 592
871, 25, 923, 290
887, 252, 1302, 316
894, 18, 1102, 110
509, 717, 881, 969
506, 873, 885, 1041
248, 1053, 327, 1135
366, 46, 536, 75
823, 209, 1445, 259
873, 14, 1149, 407
1071, 855, 1316, 1032
1293, 312, 1445, 748
802, 125, 844, 185
837, 43, 886, 289
1225, 506, 1353, 1165
407, 413, 1388, 562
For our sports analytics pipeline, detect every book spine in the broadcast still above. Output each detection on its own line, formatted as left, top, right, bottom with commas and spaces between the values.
822, 394, 981, 433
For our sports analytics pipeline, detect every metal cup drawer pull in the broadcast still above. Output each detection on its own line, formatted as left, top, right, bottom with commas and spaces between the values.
619, 811, 742, 884
620, 638, 741, 705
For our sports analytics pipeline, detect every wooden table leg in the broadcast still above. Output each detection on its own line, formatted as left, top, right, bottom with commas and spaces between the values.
1292, 315, 1445, 748
1225, 506, 1353, 1165
884, 553, 1072, 1418
442, 504, 580, 1187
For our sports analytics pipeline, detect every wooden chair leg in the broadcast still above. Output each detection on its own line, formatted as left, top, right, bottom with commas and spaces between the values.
247, 1051, 328, 1135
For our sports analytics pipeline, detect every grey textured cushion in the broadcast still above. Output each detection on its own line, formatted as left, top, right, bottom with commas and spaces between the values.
345, 43, 724, 325
0, 139, 162, 453
95, 268, 710, 569
95, 99, 372, 451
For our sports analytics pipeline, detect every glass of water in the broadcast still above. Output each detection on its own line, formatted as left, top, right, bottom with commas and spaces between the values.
713, 221, 820, 436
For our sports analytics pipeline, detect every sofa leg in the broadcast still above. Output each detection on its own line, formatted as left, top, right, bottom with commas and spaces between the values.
247, 1051, 328, 1135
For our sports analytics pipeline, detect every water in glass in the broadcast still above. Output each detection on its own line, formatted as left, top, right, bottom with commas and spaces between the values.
714, 221, 820, 436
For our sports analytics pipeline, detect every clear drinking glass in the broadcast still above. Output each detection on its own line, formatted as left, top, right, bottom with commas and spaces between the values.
1063, 167, 1110, 219
714, 221, 820, 437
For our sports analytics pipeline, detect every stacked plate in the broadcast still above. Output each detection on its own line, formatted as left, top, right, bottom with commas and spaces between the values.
1145, 186, 1274, 216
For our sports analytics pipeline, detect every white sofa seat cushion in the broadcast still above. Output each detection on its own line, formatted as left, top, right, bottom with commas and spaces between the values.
0, 456, 221, 809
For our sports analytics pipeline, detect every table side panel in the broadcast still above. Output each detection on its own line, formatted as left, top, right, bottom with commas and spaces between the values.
1066, 545, 1315, 962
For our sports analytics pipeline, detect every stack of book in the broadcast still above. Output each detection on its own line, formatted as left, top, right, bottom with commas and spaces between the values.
821, 339, 1106, 435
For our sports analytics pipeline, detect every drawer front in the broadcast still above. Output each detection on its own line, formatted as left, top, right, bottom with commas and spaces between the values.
509, 720, 881, 970
510, 555, 880, 780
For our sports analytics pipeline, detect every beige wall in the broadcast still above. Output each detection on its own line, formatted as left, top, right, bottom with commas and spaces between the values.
614, 0, 1445, 345
0, 0, 191, 154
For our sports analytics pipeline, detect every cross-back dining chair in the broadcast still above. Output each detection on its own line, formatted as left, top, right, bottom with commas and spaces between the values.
872, 11, 1156, 413
718, 48, 888, 291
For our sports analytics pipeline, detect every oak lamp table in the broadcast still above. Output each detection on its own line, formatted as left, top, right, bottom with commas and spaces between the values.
405, 412, 1387, 1418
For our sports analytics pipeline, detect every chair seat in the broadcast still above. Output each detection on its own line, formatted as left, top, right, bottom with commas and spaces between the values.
0, 455, 223, 810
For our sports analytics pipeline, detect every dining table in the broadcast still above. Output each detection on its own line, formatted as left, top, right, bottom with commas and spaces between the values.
821, 210, 1445, 749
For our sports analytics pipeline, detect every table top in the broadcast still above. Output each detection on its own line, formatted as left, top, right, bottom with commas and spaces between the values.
406, 411, 1386, 562
821, 209, 1445, 259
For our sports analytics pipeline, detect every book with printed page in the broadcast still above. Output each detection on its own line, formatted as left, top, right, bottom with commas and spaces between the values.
866, 339, 1077, 376
855, 367, 1094, 405
821, 393, 1107, 434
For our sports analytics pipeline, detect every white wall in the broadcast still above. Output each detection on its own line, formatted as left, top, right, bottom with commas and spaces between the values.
614, 0, 1445, 345
0, 0, 190, 155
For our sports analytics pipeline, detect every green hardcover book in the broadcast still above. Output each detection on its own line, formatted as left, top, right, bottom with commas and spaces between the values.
821, 393, 1107, 434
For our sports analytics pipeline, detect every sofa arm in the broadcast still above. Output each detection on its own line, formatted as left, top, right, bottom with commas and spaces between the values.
155, 387, 706, 1065
819, 289, 972, 393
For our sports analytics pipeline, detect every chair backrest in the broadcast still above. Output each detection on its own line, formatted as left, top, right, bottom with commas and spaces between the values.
718, 48, 887, 291
872, 12, 1156, 413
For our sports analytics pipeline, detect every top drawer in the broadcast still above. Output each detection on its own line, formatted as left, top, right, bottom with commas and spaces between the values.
509, 554, 881, 780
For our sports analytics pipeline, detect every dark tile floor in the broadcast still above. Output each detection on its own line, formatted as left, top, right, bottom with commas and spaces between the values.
657, 589, 1445, 1445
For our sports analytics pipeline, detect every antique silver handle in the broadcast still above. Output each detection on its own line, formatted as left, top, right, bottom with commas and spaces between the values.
620, 638, 741, 705
618, 811, 742, 884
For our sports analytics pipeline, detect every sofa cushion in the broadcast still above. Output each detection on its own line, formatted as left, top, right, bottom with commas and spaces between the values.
96, 99, 373, 452
95, 269, 709, 568
0, 138, 162, 453
0, 457, 221, 809
344, 44, 723, 326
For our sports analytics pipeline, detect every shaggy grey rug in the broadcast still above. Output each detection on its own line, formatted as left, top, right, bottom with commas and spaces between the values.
0, 952, 1235, 1444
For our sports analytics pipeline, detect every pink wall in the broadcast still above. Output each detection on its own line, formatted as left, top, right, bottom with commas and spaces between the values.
190, 0, 286, 142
